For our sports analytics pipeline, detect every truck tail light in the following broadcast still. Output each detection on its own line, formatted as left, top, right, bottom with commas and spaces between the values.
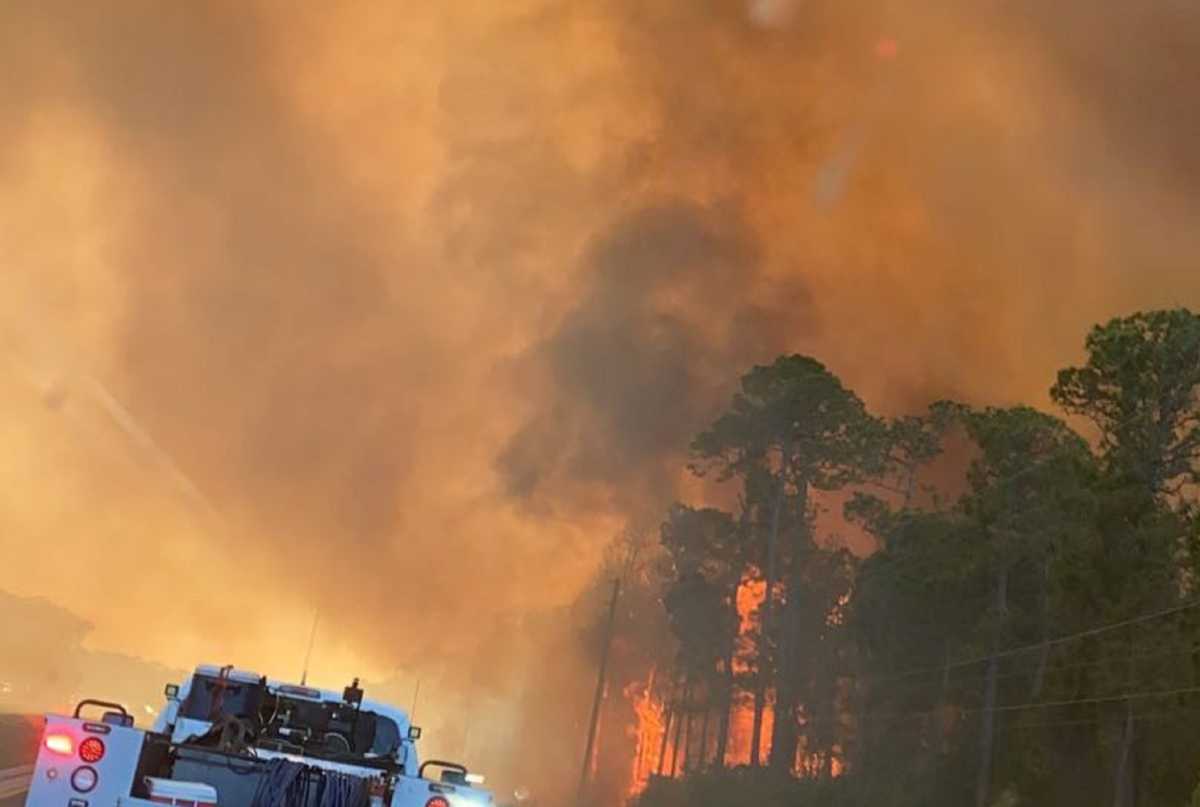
79, 737, 106, 763
45, 733, 75, 755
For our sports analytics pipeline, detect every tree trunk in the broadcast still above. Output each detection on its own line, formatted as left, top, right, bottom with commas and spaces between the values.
771, 479, 810, 773
1030, 556, 1052, 701
1113, 701, 1135, 807
976, 566, 1008, 807
670, 680, 688, 778
852, 660, 876, 782
749, 680, 766, 767
902, 461, 917, 509
1114, 630, 1137, 807
770, 588, 799, 772
937, 641, 952, 754
655, 680, 678, 776
721, 505, 751, 771
751, 476, 786, 767
680, 690, 694, 775
715, 635, 735, 769
698, 706, 711, 771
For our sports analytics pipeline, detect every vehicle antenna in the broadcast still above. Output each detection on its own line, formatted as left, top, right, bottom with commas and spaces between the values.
411, 678, 422, 722
300, 611, 320, 686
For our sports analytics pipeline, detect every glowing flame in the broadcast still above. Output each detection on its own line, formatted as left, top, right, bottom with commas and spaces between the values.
626, 669, 667, 797
727, 576, 772, 766
736, 578, 766, 644
625, 575, 802, 792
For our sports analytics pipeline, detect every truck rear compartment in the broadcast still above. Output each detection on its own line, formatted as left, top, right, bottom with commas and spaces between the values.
163, 746, 372, 807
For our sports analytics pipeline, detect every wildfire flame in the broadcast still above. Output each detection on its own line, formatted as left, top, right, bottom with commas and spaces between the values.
727, 577, 771, 767
626, 669, 666, 796
623, 575, 856, 794
625, 576, 775, 798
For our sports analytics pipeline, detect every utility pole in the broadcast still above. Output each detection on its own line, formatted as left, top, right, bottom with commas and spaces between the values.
411, 679, 423, 723
576, 578, 622, 807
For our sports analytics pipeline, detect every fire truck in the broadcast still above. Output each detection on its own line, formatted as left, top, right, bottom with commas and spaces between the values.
23, 664, 494, 807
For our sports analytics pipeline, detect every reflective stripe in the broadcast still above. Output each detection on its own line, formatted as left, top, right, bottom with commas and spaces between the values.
0, 764, 33, 782
0, 764, 33, 799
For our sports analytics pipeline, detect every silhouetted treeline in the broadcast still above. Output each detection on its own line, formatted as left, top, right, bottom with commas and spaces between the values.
636, 309, 1200, 807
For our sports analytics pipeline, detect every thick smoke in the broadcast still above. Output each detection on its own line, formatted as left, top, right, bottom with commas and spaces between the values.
499, 202, 812, 515
2, 0, 1200, 802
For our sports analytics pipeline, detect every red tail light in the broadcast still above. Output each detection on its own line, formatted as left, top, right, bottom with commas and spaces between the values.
45, 733, 74, 756
79, 737, 106, 763
425, 798, 450, 807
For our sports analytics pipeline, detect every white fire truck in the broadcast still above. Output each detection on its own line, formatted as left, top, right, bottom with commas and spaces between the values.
23, 664, 494, 807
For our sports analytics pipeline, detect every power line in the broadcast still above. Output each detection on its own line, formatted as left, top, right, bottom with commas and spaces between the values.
865, 640, 1200, 701
991, 642, 1200, 682
726, 672, 1200, 745
861, 598, 1200, 687
983, 685, 1200, 717
721, 614, 1200, 740
844, 685, 1200, 732
709, 588, 1200, 743
1004, 706, 1200, 732
728, 642, 1200, 735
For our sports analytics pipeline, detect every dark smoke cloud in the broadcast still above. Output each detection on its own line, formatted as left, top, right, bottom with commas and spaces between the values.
500, 202, 813, 514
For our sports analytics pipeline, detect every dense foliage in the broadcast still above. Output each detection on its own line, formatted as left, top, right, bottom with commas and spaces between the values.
635, 309, 1200, 807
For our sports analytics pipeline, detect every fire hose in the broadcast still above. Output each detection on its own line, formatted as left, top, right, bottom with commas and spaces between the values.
250, 758, 368, 807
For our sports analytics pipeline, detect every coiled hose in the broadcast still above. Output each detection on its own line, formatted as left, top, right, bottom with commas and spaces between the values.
250, 759, 369, 807
320, 769, 369, 807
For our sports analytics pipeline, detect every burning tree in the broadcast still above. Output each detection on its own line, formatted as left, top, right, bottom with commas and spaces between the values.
687, 354, 885, 772
658, 505, 741, 774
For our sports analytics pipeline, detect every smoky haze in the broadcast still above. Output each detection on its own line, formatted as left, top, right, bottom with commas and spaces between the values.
1, 0, 1199, 802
